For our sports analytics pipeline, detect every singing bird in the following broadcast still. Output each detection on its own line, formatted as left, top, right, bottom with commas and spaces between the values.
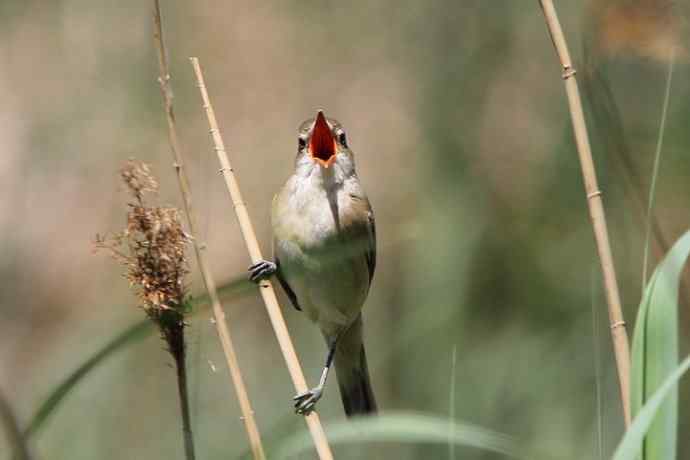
249, 110, 377, 416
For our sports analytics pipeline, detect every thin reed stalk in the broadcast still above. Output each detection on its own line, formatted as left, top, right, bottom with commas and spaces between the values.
189, 56, 334, 460
173, 342, 196, 460
642, 48, 675, 290
152, 2, 266, 459
537, 0, 631, 427
96, 160, 198, 460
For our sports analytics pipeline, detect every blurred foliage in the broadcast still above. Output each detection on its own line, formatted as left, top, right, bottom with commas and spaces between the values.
1, 1, 690, 459
274, 412, 522, 459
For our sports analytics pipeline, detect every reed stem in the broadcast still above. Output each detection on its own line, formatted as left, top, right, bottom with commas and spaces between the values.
152, 2, 266, 458
537, 0, 631, 427
173, 345, 196, 460
190, 56, 334, 460
642, 49, 675, 290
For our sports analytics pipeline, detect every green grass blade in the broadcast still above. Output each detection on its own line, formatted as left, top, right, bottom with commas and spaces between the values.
23, 319, 153, 438
24, 276, 252, 438
275, 412, 522, 459
0, 387, 32, 460
614, 355, 690, 460
630, 229, 690, 459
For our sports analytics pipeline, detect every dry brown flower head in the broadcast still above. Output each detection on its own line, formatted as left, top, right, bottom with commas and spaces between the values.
96, 160, 191, 354
120, 159, 159, 201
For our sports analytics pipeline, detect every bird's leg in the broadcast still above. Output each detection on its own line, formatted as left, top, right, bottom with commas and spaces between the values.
248, 259, 277, 283
294, 339, 337, 415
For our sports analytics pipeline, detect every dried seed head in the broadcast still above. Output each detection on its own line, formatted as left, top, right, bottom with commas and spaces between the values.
96, 160, 191, 354
121, 159, 159, 202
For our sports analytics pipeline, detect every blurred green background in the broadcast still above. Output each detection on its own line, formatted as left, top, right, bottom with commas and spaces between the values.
1, 0, 689, 458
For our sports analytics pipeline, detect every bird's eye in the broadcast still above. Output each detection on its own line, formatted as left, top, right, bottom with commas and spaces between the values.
298, 136, 307, 150
338, 131, 348, 148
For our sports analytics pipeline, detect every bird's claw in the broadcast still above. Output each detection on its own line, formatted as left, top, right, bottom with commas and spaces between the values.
248, 260, 277, 283
293, 387, 323, 415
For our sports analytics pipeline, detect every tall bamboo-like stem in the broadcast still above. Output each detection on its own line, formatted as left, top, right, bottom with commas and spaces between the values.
189, 57, 334, 460
152, 2, 266, 459
537, 0, 631, 427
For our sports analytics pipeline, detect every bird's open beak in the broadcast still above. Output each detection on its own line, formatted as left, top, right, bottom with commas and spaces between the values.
309, 110, 337, 168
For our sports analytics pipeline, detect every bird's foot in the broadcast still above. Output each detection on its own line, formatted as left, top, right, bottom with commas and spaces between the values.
293, 387, 323, 415
248, 260, 277, 283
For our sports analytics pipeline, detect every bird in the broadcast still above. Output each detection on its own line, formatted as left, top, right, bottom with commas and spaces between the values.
248, 109, 377, 417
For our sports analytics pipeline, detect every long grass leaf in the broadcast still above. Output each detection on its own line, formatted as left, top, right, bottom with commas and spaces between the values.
631, 229, 690, 459
24, 276, 251, 438
0, 387, 32, 460
614, 355, 690, 460
23, 319, 152, 438
275, 412, 522, 459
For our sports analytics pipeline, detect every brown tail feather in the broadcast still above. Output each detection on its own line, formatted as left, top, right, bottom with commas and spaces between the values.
333, 315, 377, 416
337, 345, 377, 416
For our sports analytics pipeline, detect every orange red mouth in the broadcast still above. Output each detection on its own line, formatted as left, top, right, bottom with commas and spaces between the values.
309, 110, 337, 168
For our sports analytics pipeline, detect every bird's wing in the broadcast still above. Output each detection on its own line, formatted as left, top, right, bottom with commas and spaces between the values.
345, 193, 376, 285
365, 204, 376, 285
273, 256, 302, 311
270, 193, 302, 312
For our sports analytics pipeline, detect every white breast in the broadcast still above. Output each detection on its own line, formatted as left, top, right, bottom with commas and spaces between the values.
272, 167, 371, 337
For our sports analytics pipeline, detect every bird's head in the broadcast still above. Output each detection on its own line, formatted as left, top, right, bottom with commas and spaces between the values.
296, 110, 353, 175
